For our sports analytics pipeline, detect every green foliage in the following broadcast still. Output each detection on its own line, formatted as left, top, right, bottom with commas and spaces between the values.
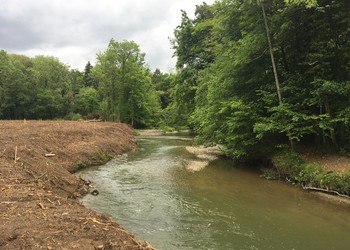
66, 112, 82, 121
298, 165, 350, 195
83, 61, 98, 88
0, 51, 31, 119
94, 39, 161, 128
271, 149, 304, 178
0, 40, 161, 127
284, 0, 317, 8
169, 0, 350, 160
152, 69, 175, 109
0, 52, 67, 119
1, 0, 350, 158
269, 149, 350, 195
260, 168, 279, 180
295, 163, 324, 186
254, 103, 318, 143
76, 87, 100, 117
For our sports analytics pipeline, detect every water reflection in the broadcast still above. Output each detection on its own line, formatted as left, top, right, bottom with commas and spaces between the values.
80, 136, 350, 250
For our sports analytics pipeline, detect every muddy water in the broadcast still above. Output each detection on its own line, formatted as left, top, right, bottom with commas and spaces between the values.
80, 136, 350, 250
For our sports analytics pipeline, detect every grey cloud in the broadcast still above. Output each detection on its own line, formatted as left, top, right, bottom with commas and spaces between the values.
0, 13, 44, 50
0, 0, 214, 71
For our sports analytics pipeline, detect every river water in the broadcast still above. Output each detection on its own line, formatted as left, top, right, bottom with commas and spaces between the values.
80, 136, 350, 250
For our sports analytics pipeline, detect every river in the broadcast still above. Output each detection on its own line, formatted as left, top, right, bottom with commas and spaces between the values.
80, 136, 350, 250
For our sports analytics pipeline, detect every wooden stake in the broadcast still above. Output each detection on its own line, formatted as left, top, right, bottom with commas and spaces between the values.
14, 145, 18, 163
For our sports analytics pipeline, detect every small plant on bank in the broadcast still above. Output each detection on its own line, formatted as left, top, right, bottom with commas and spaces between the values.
295, 163, 324, 186
269, 149, 350, 197
72, 160, 88, 172
67, 112, 82, 121
271, 149, 304, 179
260, 168, 279, 180
90, 150, 113, 164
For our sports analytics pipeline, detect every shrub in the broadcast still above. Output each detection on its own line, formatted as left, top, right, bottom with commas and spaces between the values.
271, 149, 304, 178
67, 112, 82, 121
296, 163, 324, 186
270, 151, 350, 196
260, 168, 279, 180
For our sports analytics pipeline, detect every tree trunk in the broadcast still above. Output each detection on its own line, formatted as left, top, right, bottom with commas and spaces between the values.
260, 1, 296, 148
261, 1, 282, 105
320, 105, 327, 145
325, 98, 337, 148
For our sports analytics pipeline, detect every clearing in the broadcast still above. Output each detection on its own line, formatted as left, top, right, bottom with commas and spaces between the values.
0, 120, 154, 250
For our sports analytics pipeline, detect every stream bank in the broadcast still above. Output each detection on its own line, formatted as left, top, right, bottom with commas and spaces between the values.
80, 135, 350, 250
266, 148, 350, 206
0, 120, 154, 250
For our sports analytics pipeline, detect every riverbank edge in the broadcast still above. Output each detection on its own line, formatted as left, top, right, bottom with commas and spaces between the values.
71, 147, 155, 250
266, 149, 350, 207
136, 129, 350, 206
0, 120, 155, 249
135, 129, 192, 136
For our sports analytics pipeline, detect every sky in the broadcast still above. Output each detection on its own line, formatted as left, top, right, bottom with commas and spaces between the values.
0, 0, 215, 72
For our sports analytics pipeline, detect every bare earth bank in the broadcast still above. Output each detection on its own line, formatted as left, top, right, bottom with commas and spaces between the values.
0, 120, 154, 250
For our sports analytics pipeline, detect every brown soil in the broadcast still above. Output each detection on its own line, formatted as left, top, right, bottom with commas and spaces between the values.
299, 149, 350, 206
0, 120, 155, 250
300, 151, 350, 173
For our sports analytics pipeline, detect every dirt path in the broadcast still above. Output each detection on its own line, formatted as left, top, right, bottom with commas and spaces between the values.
0, 120, 154, 250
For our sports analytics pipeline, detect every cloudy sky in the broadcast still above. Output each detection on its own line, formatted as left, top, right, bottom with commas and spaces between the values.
0, 0, 215, 72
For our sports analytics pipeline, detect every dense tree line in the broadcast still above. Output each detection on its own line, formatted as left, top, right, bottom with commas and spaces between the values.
1, 0, 349, 160
0, 40, 161, 128
167, 0, 350, 160
0, 52, 72, 120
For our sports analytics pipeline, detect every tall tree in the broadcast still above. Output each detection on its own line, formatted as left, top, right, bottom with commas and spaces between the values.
178, 0, 350, 160
94, 39, 160, 127
170, 3, 219, 127
29, 56, 71, 119
83, 61, 98, 88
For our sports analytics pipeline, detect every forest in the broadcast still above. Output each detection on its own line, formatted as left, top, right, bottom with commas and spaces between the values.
1, 0, 349, 162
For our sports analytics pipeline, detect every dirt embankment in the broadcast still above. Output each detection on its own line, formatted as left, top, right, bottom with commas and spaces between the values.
0, 120, 154, 250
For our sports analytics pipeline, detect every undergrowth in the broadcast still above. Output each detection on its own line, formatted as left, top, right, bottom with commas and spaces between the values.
262, 149, 350, 196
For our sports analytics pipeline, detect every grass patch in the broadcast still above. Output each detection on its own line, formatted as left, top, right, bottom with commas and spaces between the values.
71, 150, 114, 173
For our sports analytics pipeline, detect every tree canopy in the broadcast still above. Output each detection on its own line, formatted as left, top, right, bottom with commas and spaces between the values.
0, 40, 161, 128
169, 0, 350, 160
1, 0, 349, 160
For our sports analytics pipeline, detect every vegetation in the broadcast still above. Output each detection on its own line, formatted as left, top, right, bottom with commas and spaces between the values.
0, 41, 161, 128
1, 0, 349, 160
169, 0, 350, 161
268, 149, 350, 196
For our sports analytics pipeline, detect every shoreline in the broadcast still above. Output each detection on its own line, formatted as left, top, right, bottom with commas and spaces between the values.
0, 120, 154, 250
183, 142, 350, 207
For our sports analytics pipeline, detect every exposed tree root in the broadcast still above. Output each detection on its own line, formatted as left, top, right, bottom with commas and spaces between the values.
302, 184, 350, 199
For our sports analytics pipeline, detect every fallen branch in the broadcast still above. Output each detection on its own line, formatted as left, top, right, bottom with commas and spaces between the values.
86, 119, 102, 122
38, 202, 47, 210
14, 145, 19, 163
1, 201, 15, 204
302, 185, 350, 199
47, 198, 54, 204
35, 172, 47, 181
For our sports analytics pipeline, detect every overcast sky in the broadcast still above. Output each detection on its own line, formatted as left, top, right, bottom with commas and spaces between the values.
0, 0, 215, 72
